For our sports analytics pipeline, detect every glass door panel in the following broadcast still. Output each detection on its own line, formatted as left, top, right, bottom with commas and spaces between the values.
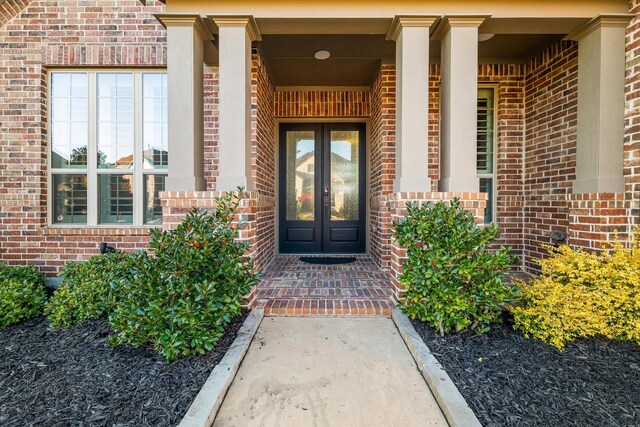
286, 131, 316, 221
330, 130, 360, 221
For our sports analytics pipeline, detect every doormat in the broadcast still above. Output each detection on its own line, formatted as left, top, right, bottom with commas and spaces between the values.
299, 257, 357, 265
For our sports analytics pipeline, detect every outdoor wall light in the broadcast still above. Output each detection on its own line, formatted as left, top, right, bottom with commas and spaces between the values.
314, 50, 331, 60
99, 242, 117, 254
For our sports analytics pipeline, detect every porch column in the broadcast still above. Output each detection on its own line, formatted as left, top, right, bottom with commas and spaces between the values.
211, 16, 261, 191
387, 16, 438, 193
568, 15, 632, 193
436, 16, 486, 192
159, 15, 210, 191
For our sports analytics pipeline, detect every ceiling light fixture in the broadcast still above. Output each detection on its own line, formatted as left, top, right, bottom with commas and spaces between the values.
314, 50, 331, 60
478, 33, 495, 42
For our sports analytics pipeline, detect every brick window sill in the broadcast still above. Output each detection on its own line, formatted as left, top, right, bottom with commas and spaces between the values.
40, 226, 156, 237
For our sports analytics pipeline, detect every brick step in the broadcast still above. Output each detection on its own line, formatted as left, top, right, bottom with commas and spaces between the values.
256, 287, 393, 299
261, 272, 392, 280
256, 298, 394, 317
257, 280, 394, 288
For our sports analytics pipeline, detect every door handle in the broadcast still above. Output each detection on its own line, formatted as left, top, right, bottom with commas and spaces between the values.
323, 187, 329, 196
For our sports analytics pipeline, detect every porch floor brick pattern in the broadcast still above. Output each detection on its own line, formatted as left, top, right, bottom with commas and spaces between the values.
253, 256, 396, 316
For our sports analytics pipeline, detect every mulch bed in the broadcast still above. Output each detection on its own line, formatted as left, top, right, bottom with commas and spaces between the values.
0, 311, 248, 427
412, 316, 640, 427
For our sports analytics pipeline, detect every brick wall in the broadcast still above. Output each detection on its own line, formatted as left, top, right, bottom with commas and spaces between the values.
274, 90, 370, 117
203, 66, 220, 191
568, 193, 632, 250
369, 63, 395, 268
625, 1, 640, 217
0, 0, 166, 274
251, 49, 276, 271
523, 41, 578, 269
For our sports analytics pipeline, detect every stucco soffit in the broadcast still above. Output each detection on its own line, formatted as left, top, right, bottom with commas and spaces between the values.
155, 14, 213, 40
208, 15, 262, 41
386, 15, 441, 41
565, 13, 634, 41
431, 15, 490, 40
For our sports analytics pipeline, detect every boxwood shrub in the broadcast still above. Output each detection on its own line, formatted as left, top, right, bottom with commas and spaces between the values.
0, 263, 47, 328
108, 189, 258, 362
393, 198, 517, 335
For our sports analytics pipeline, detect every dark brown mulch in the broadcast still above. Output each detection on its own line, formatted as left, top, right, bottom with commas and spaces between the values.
0, 311, 248, 427
412, 316, 640, 427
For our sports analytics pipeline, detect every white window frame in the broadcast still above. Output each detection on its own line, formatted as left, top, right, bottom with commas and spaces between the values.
47, 69, 167, 227
477, 85, 498, 224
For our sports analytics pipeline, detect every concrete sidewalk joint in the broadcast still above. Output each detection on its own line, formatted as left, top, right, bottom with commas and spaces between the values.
392, 307, 482, 427
178, 308, 264, 427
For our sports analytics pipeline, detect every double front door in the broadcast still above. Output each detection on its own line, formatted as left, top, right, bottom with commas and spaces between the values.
279, 123, 366, 253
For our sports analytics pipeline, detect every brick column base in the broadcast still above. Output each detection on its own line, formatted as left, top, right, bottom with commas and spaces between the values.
160, 190, 274, 304
568, 193, 633, 251
386, 192, 487, 301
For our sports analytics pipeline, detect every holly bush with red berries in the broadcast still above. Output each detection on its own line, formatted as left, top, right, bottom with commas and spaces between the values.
393, 199, 517, 335
108, 189, 258, 362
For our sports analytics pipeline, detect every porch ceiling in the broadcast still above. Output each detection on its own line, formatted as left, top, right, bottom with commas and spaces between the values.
260, 32, 565, 87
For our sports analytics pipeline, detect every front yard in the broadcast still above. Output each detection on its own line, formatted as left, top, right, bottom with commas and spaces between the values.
413, 317, 640, 427
0, 313, 247, 426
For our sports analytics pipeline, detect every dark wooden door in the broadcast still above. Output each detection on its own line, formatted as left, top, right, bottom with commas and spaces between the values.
279, 123, 366, 253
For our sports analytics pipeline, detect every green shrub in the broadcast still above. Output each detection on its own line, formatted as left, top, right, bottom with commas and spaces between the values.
511, 231, 640, 350
45, 252, 138, 327
393, 198, 518, 335
0, 263, 47, 328
108, 189, 258, 362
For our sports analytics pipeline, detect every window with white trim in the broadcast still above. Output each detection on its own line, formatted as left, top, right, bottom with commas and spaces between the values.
477, 87, 495, 224
50, 71, 167, 226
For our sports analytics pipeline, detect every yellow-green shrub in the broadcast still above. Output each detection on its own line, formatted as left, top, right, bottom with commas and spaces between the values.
511, 230, 640, 349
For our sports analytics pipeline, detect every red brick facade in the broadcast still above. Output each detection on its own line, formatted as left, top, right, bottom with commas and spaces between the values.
0, 0, 166, 275
1, 0, 639, 287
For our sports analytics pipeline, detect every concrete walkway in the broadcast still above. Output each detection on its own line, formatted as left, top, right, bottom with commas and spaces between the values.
214, 317, 448, 427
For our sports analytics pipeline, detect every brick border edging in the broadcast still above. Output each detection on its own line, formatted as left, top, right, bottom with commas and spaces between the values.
391, 307, 482, 427
178, 309, 264, 427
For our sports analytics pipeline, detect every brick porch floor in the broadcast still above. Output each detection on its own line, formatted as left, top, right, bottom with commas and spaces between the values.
252, 256, 396, 316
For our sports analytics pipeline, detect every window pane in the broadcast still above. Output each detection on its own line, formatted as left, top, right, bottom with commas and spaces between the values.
143, 73, 168, 169
53, 174, 88, 224
286, 131, 316, 221
144, 174, 165, 225
51, 73, 88, 168
97, 73, 134, 169
330, 130, 359, 221
480, 178, 493, 224
99, 174, 133, 224
477, 88, 495, 174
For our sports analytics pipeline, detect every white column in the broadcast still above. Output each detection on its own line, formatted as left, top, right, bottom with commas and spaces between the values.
568, 15, 632, 194
211, 16, 261, 192
387, 16, 438, 193
159, 15, 210, 191
436, 16, 485, 193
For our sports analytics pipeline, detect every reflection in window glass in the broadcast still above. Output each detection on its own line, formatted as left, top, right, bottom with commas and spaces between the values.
330, 131, 359, 221
97, 73, 134, 169
477, 88, 495, 224
51, 73, 88, 168
144, 174, 165, 225
53, 174, 88, 224
99, 174, 133, 224
479, 178, 493, 225
477, 88, 494, 174
286, 131, 315, 221
143, 74, 168, 169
